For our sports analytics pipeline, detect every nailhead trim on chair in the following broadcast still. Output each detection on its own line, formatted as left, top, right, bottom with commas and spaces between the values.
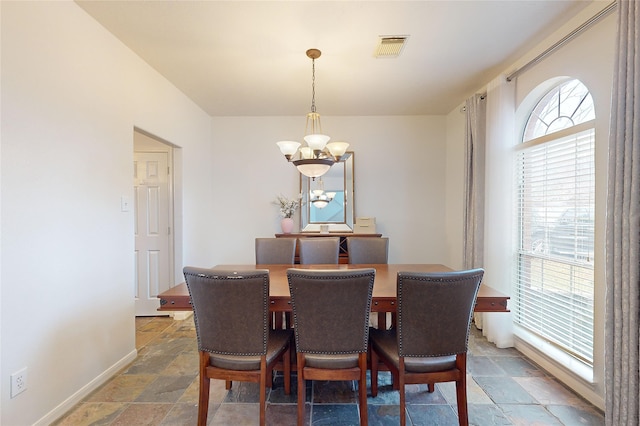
397, 270, 484, 358
184, 270, 270, 356
288, 270, 374, 355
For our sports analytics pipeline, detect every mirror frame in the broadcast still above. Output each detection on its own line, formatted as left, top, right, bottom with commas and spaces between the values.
300, 152, 354, 232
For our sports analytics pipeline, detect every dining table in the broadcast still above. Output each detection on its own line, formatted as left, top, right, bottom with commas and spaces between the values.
158, 264, 510, 330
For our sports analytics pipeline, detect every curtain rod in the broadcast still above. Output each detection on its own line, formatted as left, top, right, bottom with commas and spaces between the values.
460, 93, 486, 113
506, 1, 617, 82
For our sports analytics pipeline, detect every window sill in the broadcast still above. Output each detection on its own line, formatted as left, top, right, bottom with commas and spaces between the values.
513, 324, 593, 384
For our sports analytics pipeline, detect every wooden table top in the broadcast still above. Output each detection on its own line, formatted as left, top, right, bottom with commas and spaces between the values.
158, 264, 509, 313
211, 264, 460, 298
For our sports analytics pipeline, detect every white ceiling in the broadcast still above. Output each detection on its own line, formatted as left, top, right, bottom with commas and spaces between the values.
76, 1, 593, 116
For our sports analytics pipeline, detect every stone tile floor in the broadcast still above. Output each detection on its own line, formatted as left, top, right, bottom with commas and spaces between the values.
53, 316, 604, 425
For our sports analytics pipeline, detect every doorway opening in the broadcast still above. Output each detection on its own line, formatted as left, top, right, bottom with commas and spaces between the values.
133, 129, 182, 316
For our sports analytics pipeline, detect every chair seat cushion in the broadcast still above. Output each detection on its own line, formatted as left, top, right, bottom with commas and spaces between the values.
303, 353, 360, 369
370, 328, 457, 373
210, 329, 292, 371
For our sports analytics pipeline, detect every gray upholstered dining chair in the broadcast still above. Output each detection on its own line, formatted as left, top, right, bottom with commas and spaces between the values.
347, 237, 389, 264
183, 266, 293, 426
297, 237, 340, 264
370, 268, 484, 426
255, 237, 297, 264
346, 237, 389, 327
287, 268, 376, 426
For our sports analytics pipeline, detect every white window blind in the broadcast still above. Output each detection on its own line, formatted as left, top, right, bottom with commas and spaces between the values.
514, 111, 595, 364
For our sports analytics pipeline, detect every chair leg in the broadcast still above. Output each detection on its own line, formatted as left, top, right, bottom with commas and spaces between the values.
399, 358, 406, 426
296, 353, 305, 426
259, 357, 267, 426
358, 353, 368, 426
370, 348, 379, 397
392, 370, 399, 390
455, 377, 469, 426
197, 352, 211, 426
455, 354, 469, 426
284, 342, 291, 395
274, 311, 283, 329
285, 312, 292, 329
225, 380, 232, 390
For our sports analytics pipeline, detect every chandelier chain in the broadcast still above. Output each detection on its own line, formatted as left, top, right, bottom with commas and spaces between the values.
276, 48, 349, 180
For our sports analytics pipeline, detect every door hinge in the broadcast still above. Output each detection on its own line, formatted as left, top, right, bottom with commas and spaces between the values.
168, 227, 171, 235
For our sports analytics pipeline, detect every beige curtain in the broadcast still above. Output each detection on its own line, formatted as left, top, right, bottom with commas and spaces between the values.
605, 1, 640, 425
463, 94, 486, 270
464, 94, 487, 329
476, 75, 514, 348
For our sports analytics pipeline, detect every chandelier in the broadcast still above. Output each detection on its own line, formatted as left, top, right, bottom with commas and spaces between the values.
276, 49, 349, 180
310, 178, 336, 209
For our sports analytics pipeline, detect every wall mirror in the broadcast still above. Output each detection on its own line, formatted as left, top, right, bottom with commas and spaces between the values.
300, 152, 354, 232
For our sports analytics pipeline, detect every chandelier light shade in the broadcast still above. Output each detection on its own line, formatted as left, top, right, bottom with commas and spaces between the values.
294, 159, 333, 179
276, 48, 349, 179
276, 141, 301, 160
326, 141, 349, 160
310, 178, 335, 209
312, 198, 330, 209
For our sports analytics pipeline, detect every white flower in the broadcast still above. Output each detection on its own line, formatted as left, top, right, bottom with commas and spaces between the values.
274, 194, 300, 218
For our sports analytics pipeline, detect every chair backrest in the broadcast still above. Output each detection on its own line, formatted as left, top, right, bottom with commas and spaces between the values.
347, 237, 389, 264
397, 268, 484, 357
183, 266, 269, 355
255, 237, 296, 264
287, 268, 375, 354
298, 237, 340, 264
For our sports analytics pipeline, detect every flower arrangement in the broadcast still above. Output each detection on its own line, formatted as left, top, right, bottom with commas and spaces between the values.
275, 194, 300, 219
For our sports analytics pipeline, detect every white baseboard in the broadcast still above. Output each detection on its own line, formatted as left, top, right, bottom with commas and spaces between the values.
171, 311, 193, 320
34, 349, 138, 426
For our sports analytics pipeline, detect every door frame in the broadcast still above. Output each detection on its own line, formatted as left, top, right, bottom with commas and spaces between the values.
133, 128, 181, 306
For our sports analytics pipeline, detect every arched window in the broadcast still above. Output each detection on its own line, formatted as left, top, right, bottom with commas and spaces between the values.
523, 79, 595, 141
514, 79, 595, 368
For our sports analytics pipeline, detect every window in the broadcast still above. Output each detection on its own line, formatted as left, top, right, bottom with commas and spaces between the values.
514, 79, 595, 367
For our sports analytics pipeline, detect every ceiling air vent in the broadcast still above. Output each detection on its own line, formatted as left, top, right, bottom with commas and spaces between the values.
375, 36, 408, 58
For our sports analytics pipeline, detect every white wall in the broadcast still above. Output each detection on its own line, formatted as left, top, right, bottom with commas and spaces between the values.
209, 115, 448, 266
509, 9, 614, 409
0, 2, 449, 423
0, 0, 615, 422
441, 1, 614, 409
0, 2, 212, 424
465, 1, 615, 409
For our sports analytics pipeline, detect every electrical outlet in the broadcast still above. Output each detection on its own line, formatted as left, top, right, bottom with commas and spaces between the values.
11, 367, 27, 398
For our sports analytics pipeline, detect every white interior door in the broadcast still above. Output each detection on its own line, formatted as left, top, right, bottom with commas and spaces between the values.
134, 152, 171, 316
